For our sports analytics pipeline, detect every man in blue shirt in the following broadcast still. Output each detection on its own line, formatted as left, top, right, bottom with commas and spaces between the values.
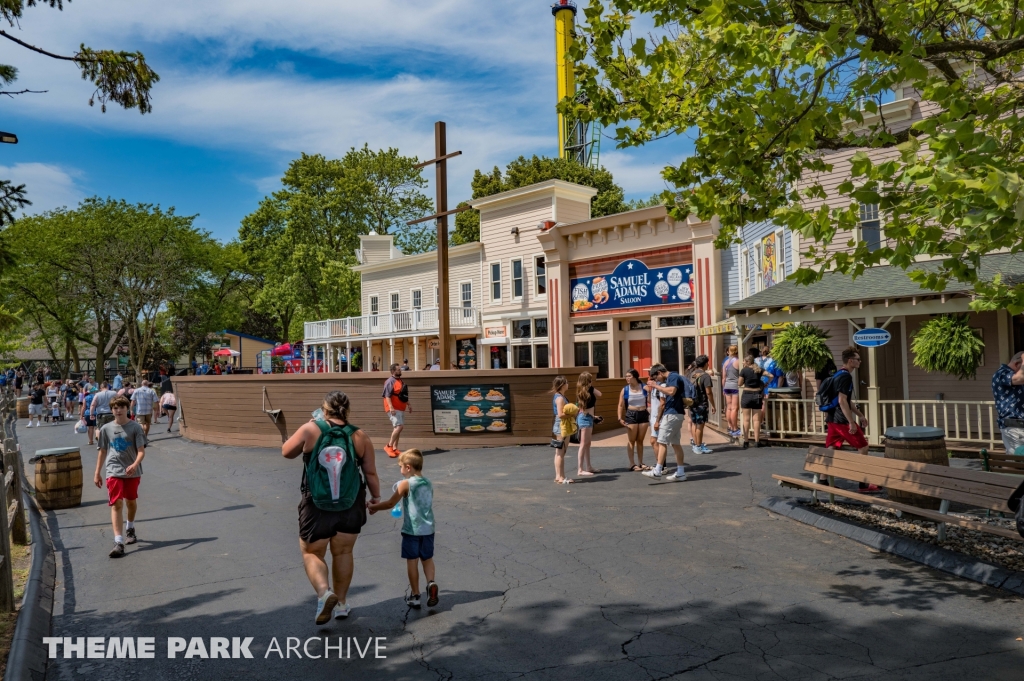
643, 363, 694, 482
992, 351, 1024, 454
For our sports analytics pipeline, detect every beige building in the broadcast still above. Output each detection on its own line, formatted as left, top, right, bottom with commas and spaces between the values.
303, 178, 724, 378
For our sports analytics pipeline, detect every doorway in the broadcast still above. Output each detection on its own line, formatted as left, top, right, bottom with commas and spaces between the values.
858, 321, 906, 400
490, 346, 508, 370
659, 338, 679, 373
629, 340, 652, 375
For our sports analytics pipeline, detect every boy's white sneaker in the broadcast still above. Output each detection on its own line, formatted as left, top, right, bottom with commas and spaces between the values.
641, 468, 661, 479
333, 602, 351, 619
315, 590, 339, 625
405, 589, 421, 609
665, 470, 687, 482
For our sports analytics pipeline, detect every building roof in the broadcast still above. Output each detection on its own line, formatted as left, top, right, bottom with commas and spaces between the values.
468, 179, 597, 212
725, 252, 1024, 313
220, 330, 277, 345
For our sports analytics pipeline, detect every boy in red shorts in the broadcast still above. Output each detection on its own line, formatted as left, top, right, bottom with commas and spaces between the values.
823, 347, 880, 492
94, 395, 147, 558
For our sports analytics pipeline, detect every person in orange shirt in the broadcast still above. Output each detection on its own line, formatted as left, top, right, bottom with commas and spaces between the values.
382, 363, 411, 458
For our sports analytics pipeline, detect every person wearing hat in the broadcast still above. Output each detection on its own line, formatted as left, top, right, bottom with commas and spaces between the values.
688, 355, 716, 455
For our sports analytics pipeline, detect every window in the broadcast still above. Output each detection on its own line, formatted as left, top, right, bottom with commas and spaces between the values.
659, 338, 680, 373
683, 337, 696, 370
535, 344, 549, 368
490, 263, 501, 302
573, 322, 608, 334
513, 319, 531, 339
535, 256, 546, 295
592, 341, 609, 378
859, 203, 881, 252
412, 289, 422, 310
574, 342, 590, 367
514, 345, 533, 369
435, 286, 439, 306
390, 292, 400, 312
740, 248, 749, 299
461, 282, 472, 308
534, 318, 548, 338
511, 259, 524, 299
629, 320, 652, 331
775, 229, 786, 284
370, 296, 379, 315
754, 243, 763, 293
658, 315, 695, 328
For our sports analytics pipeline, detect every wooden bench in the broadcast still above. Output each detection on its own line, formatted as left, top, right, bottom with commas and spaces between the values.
981, 448, 1024, 476
773, 446, 1023, 542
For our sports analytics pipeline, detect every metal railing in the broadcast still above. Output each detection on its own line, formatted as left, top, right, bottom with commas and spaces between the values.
0, 386, 27, 612
879, 399, 1001, 450
304, 307, 480, 342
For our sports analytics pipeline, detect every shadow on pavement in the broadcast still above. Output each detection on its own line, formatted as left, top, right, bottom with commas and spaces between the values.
66, 504, 256, 529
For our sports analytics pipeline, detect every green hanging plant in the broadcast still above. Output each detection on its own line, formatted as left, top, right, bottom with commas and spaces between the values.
911, 314, 985, 380
771, 323, 833, 373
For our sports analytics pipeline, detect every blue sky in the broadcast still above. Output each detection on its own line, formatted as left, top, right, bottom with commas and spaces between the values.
0, 0, 693, 242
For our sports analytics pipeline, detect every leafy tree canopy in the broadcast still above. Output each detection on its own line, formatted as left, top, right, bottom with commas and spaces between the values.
453, 155, 628, 245
571, 0, 1024, 312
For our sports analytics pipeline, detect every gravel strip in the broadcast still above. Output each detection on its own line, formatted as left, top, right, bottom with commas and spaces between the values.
817, 502, 1024, 573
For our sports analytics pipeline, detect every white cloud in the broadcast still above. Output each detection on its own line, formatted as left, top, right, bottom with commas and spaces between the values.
600, 150, 673, 197
0, 163, 85, 214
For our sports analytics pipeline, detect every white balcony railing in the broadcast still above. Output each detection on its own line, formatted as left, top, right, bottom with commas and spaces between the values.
304, 307, 480, 342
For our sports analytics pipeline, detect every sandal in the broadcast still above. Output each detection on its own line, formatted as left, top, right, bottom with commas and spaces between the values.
629, 465, 643, 472
559, 478, 575, 484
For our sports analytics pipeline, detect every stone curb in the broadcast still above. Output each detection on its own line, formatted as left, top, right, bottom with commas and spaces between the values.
760, 496, 1024, 597
5, 485, 56, 681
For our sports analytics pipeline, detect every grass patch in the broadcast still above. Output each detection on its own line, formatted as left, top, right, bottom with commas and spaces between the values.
0, 513, 33, 678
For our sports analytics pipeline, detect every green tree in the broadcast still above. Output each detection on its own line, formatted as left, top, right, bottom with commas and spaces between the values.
571, 0, 1024, 312
452, 155, 628, 245
347, 145, 434, 254
0, 0, 158, 224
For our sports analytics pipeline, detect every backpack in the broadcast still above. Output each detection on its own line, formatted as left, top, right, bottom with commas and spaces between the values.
678, 374, 697, 409
305, 421, 363, 512
814, 369, 849, 412
621, 385, 648, 403
689, 370, 708, 408
396, 379, 409, 404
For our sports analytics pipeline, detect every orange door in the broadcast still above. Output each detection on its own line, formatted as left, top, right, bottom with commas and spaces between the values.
630, 340, 652, 374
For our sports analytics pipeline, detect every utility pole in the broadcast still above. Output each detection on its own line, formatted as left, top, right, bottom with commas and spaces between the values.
408, 122, 469, 369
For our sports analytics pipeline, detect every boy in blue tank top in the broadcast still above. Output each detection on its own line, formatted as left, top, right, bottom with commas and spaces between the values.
368, 449, 438, 609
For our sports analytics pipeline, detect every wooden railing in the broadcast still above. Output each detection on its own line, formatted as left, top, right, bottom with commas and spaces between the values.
0, 386, 27, 612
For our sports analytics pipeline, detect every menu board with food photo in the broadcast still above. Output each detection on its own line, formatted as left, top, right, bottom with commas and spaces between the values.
430, 384, 511, 434
456, 338, 478, 370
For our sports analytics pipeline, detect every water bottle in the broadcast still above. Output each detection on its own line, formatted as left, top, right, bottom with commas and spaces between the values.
390, 504, 402, 518
311, 408, 324, 421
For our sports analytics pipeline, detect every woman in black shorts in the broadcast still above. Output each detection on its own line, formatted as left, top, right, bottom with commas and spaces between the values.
617, 368, 651, 471
738, 355, 764, 449
282, 391, 381, 624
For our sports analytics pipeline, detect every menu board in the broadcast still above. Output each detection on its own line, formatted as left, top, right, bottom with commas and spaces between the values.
456, 338, 478, 370
430, 384, 511, 434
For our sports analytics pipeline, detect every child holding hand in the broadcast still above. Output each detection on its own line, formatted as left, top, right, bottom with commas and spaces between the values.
368, 449, 439, 609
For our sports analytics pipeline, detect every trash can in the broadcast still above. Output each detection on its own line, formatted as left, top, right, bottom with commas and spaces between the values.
31, 447, 83, 510
767, 387, 803, 436
883, 426, 947, 510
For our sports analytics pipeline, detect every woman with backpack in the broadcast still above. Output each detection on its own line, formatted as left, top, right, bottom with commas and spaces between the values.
282, 391, 382, 625
575, 372, 603, 477
617, 369, 650, 471
738, 354, 765, 448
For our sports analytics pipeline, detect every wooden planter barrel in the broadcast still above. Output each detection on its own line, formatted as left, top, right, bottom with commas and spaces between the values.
15, 397, 28, 419
883, 426, 947, 510
34, 447, 83, 510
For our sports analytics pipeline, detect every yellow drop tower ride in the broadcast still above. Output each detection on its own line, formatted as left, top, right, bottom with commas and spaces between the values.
552, 0, 599, 168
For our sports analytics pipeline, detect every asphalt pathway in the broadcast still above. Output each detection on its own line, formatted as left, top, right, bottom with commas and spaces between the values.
15, 418, 1024, 680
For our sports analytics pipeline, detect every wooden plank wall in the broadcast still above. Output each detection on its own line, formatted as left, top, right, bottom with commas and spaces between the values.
175, 368, 619, 449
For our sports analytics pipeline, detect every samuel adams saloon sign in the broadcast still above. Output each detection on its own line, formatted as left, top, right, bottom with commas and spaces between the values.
569, 258, 694, 314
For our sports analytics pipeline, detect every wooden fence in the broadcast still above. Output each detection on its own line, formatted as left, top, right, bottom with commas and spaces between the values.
0, 386, 27, 612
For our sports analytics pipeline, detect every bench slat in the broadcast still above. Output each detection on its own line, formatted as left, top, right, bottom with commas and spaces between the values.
772, 474, 1023, 541
809, 446, 1020, 490
804, 459, 1010, 511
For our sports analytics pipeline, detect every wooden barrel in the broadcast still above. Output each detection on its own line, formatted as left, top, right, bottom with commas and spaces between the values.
884, 426, 947, 510
34, 447, 83, 510
15, 397, 28, 419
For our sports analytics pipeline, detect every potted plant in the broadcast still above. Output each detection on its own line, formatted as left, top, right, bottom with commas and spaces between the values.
911, 314, 985, 380
771, 323, 833, 377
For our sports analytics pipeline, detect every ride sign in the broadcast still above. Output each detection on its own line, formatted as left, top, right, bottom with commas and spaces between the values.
853, 328, 892, 347
569, 259, 693, 314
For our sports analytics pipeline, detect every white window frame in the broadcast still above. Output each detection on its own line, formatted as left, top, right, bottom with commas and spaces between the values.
459, 280, 473, 308
434, 286, 439, 307
489, 262, 502, 303
739, 247, 749, 300
858, 202, 882, 252
534, 255, 547, 297
389, 291, 400, 312
754, 243, 764, 293
411, 288, 422, 310
789, 231, 799, 274
510, 258, 524, 301
774, 228, 786, 285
